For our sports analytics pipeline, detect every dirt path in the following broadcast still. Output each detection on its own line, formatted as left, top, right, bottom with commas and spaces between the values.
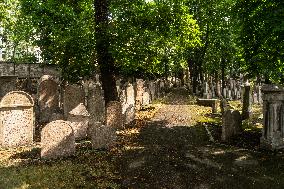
117, 88, 284, 189
0, 88, 283, 188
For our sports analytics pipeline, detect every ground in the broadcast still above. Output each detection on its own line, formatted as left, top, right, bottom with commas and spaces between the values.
0, 88, 284, 189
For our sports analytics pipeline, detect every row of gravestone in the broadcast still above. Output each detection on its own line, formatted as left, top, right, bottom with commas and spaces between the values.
199, 78, 263, 104
38, 76, 166, 125
0, 76, 167, 159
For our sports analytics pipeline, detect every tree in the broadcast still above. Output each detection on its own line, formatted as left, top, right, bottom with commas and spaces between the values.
185, 0, 238, 94
234, 0, 284, 83
110, 0, 201, 78
94, 0, 118, 103
18, 0, 96, 82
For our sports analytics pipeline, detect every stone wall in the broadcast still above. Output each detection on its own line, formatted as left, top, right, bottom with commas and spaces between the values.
0, 62, 59, 78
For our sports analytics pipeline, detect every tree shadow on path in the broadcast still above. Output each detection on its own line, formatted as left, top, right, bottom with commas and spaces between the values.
117, 118, 284, 189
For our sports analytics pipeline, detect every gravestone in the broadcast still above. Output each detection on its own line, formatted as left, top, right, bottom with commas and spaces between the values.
142, 89, 150, 106
0, 76, 17, 99
87, 82, 105, 125
0, 91, 34, 148
38, 75, 59, 123
106, 101, 124, 129
89, 122, 116, 149
228, 89, 232, 100
242, 83, 252, 120
67, 103, 90, 139
203, 82, 209, 99
149, 81, 156, 101
135, 79, 144, 110
119, 88, 127, 115
222, 109, 242, 142
41, 120, 75, 159
125, 83, 135, 124
63, 84, 85, 118
257, 85, 263, 104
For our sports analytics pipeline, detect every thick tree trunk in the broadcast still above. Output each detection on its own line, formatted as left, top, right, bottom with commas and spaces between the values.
94, 0, 118, 104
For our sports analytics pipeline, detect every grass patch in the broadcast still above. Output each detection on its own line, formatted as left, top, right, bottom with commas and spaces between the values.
0, 143, 121, 189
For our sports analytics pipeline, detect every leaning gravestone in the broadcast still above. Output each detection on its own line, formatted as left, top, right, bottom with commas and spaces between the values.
41, 120, 75, 159
106, 101, 123, 129
0, 91, 34, 148
38, 75, 59, 123
89, 122, 116, 149
222, 109, 242, 142
63, 84, 85, 118
67, 103, 90, 139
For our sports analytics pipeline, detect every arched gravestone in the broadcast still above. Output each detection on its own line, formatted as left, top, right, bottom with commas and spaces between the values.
0, 91, 34, 148
38, 75, 59, 123
63, 84, 85, 118
41, 120, 75, 159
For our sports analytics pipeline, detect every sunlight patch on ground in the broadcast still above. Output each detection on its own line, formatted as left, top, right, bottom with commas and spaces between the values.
117, 128, 140, 136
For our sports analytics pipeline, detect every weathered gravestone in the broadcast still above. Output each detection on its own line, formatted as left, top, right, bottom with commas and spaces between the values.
149, 81, 156, 101
63, 84, 85, 118
89, 122, 116, 149
38, 75, 59, 123
0, 91, 34, 148
135, 79, 144, 110
142, 88, 150, 106
125, 83, 135, 124
222, 109, 242, 142
260, 85, 284, 150
41, 120, 75, 159
242, 83, 252, 120
203, 82, 210, 99
0, 76, 17, 99
119, 87, 127, 115
67, 103, 90, 139
87, 82, 105, 124
106, 101, 124, 129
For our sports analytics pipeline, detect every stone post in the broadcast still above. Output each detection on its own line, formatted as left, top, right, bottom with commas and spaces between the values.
242, 82, 252, 120
260, 84, 284, 150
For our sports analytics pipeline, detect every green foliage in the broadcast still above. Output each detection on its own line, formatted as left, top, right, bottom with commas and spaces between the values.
234, 0, 284, 82
186, 0, 238, 77
18, 0, 96, 82
110, 0, 201, 77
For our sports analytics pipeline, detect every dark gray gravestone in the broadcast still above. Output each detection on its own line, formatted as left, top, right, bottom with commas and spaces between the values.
222, 110, 242, 142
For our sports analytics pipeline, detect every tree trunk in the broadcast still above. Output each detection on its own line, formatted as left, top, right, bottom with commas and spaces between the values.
221, 58, 226, 97
94, 0, 118, 104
